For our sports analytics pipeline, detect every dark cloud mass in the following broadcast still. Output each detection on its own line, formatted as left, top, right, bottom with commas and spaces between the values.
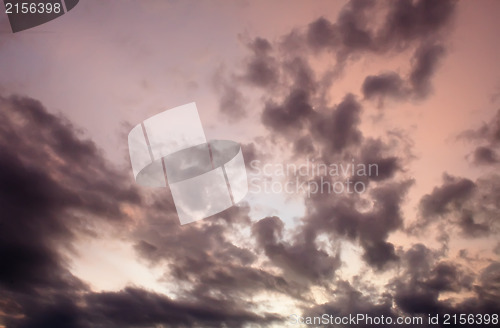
419, 173, 475, 218
218, 0, 457, 118
461, 109, 500, 167
362, 72, 406, 100
2, 0, 499, 327
0, 95, 284, 327
472, 145, 498, 165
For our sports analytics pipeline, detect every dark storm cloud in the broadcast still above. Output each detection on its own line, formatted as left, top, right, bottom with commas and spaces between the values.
362, 72, 406, 100
460, 109, 500, 167
252, 216, 341, 283
419, 173, 475, 217
293, 135, 316, 156
130, 199, 307, 305
7, 287, 282, 328
457, 210, 490, 238
380, 0, 457, 47
472, 145, 498, 164
414, 173, 500, 238
306, 0, 375, 56
460, 109, 500, 145
409, 42, 446, 98
283, 56, 317, 93
361, 41, 446, 101
212, 67, 247, 121
242, 0, 456, 152
311, 94, 363, 156
84, 287, 282, 328
218, 83, 246, 121
0, 94, 143, 325
358, 138, 402, 181
303, 244, 494, 324
261, 89, 364, 158
304, 280, 397, 328
261, 89, 314, 134
243, 37, 279, 88
306, 0, 456, 61
216, 0, 457, 120
298, 179, 413, 271
0, 95, 287, 328
209, 2, 460, 320
391, 244, 499, 319
494, 243, 500, 255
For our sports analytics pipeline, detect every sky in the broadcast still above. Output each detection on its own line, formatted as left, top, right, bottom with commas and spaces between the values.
0, 0, 499, 327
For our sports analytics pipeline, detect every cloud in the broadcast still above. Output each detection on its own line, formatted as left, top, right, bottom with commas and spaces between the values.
361, 41, 446, 102
4, 1, 498, 326
84, 287, 282, 328
409, 42, 446, 98
0, 94, 142, 325
261, 89, 314, 134
305, 280, 396, 328
414, 172, 500, 239
306, 0, 375, 58
297, 179, 413, 271
0, 94, 290, 327
216, 0, 457, 121
419, 173, 475, 217
472, 146, 499, 165
252, 216, 341, 283
212, 67, 247, 121
362, 72, 407, 100
460, 109, 500, 166
391, 244, 499, 317
311, 94, 363, 157
243, 37, 279, 88
380, 0, 457, 47
460, 109, 500, 144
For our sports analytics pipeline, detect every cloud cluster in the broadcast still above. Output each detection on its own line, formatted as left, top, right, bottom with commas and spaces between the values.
461, 109, 500, 165
2, 0, 499, 326
0, 95, 282, 327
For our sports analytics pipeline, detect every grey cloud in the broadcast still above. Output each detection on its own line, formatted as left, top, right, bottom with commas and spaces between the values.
84, 287, 282, 328
0, 94, 141, 325
458, 211, 490, 238
304, 280, 396, 328
0, 94, 295, 328
300, 180, 413, 270
252, 216, 341, 283
261, 89, 314, 134
409, 42, 446, 98
212, 67, 247, 121
362, 72, 407, 100
460, 110, 500, 168
472, 146, 498, 165
293, 135, 316, 156
460, 109, 500, 145
306, 0, 375, 57
311, 94, 363, 157
380, 0, 457, 46
419, 173, 475, 218
361, 42, 446, 102
218, 84, 247, 121
358, 138, 402, 181
243, 37, 278, 88
415, 173, 500, 238
391, 244, 499, 318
